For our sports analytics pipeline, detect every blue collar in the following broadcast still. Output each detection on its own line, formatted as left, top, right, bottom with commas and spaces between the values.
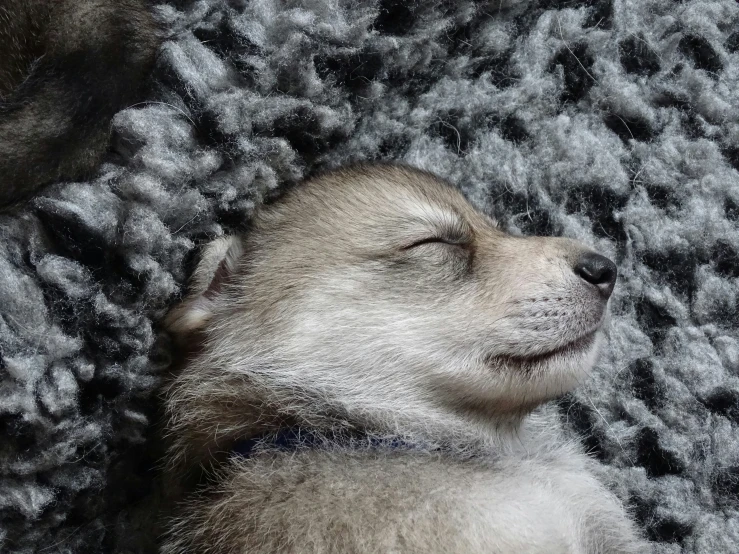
231, 428, 430, 459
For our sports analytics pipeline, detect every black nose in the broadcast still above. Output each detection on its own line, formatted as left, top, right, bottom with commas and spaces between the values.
573, 252, 617, 299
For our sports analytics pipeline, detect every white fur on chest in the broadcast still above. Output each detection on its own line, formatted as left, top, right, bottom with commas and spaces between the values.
164, 441, 645, 554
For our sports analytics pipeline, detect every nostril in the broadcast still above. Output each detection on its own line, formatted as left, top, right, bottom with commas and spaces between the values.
574, 252, 618, 299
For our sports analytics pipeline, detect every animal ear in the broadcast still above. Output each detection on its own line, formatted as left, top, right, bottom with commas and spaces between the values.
165, 235, 244, 336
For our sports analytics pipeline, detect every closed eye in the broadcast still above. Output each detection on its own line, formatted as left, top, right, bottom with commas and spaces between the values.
402, 236, 468, 250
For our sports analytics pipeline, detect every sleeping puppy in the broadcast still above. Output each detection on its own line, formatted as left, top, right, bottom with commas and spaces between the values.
0, 0, 160, 208
162, 164, 647, 553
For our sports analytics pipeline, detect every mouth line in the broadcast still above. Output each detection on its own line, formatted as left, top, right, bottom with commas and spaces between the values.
497, 331, 598, 366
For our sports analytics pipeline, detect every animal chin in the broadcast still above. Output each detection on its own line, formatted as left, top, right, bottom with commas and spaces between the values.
495, 331, 598, 367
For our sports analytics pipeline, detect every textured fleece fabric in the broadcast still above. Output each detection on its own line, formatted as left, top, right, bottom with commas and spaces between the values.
1, 0, 739, 552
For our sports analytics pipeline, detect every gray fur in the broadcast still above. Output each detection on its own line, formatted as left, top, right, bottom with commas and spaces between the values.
161, 164, 647, 553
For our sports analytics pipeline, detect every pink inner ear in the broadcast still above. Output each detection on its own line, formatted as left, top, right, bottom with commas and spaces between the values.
203, 257, 232, 300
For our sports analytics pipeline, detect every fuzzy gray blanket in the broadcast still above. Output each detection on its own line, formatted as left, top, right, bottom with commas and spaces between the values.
2, 0, 738, 552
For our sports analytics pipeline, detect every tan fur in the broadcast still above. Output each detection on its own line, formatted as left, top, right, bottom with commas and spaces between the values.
161, 164, 647, 553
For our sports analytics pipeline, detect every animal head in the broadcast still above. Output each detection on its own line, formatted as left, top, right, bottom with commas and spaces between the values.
166, 164, 616, 450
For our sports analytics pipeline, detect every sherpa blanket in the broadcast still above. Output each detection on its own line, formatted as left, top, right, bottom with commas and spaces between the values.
2, 0, 739, 552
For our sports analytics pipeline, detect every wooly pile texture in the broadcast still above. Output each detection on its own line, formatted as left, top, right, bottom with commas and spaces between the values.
1, 0, 738, 552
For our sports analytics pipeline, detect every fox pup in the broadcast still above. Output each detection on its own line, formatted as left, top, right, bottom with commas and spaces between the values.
162, 164, 646, 553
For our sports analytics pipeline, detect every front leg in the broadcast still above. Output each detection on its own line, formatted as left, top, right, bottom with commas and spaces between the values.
552, 466, 648, 554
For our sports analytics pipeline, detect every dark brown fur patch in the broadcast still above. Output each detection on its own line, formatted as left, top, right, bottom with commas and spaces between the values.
0, 0, 162, 208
